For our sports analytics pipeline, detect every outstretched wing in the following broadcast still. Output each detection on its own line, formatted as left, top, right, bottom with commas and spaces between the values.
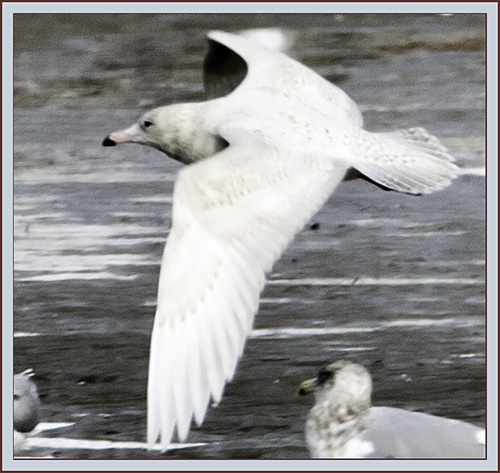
203, 30, 364, 127
147, 140, 345, 448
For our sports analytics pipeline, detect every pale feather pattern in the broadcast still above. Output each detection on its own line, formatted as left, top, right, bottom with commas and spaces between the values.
102, 30, 459, 448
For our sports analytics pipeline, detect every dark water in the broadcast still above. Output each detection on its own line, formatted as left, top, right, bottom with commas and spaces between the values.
12, 13, 485, 460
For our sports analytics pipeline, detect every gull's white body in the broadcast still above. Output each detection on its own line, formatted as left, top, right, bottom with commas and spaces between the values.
102, 31, 458, 448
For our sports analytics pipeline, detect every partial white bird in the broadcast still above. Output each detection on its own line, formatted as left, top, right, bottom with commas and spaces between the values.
102, 30, 458, 449
239, 27, 292, 53
299, 360, 485, 458
14, 369, 41, 454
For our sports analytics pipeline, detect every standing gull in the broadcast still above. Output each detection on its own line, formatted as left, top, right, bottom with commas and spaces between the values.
14, 369, 41, 454
299, 360, 485, 458
102, 30, 458, 448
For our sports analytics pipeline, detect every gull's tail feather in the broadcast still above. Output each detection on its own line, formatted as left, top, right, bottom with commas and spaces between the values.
349, 127, 459, 195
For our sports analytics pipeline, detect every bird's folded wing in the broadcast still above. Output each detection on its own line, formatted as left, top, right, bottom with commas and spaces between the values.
365, 407, 485, 458
147, 142, 343, 448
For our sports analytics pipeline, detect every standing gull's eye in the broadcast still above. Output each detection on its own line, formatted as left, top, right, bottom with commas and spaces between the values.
144, 120, 153, 128
317, 369, 333, 385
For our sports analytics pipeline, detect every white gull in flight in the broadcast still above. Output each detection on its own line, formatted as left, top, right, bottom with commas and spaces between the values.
102, 30, 458, 448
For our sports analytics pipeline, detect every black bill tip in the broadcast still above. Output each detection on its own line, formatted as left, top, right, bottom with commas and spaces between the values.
102, 136, 116, 147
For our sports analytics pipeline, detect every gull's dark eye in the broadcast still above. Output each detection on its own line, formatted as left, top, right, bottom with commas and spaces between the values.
317, 369, 333, 385
143, 120, 153, 128
14, 394, 20, 400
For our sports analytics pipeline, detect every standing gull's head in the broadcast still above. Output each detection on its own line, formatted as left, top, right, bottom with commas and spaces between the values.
299, 360, 372, 415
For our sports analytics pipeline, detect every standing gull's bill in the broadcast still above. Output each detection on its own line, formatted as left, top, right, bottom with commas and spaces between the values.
102, 30, 458, 448
299, 360, 485, 458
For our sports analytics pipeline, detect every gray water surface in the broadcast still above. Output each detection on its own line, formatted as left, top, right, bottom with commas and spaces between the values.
13, 13, 485, 459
